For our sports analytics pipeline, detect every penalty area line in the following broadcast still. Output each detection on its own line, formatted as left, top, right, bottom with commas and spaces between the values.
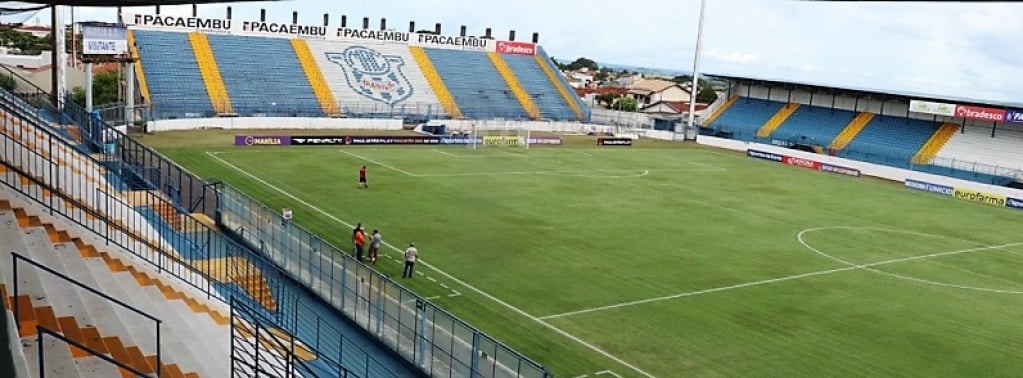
204, 150, 658, 378
539, 241, 1023, 320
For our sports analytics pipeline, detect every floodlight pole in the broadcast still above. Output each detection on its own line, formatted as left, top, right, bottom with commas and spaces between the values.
50, 5, 58, 107
685, 0, 707, 141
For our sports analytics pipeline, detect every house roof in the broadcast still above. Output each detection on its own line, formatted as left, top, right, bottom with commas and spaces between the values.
628, 79, 685, 94
575, 87, 628, 97
643, 100, 708, 114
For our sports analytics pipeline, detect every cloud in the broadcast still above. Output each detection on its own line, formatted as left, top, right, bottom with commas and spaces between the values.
29, 0, 1023, 105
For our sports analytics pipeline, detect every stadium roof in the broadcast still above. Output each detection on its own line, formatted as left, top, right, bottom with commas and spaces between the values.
709, 73, 1023, 110
3, 0, 273, 6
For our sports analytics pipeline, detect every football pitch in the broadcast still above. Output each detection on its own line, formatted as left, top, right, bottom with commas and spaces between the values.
144, 130, 1023, 378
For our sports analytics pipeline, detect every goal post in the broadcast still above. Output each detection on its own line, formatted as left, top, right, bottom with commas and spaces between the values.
470, 121, 531, 150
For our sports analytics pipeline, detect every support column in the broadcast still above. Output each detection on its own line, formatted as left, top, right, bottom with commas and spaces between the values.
85, 62, 93, 111
126, 61, 136, 126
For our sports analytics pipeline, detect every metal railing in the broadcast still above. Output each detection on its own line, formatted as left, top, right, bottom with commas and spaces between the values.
230, 296, 359, 378
13, 252, 162, 377
707, 124, 1023, 185
0, 109, 407, 377
0, 62, 553, 377
221, 184, 552, 378
35, 326, 151, 378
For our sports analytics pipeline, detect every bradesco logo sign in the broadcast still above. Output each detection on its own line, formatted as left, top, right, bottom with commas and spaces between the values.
955, 105, 1006, 122
496, 41, 536, 55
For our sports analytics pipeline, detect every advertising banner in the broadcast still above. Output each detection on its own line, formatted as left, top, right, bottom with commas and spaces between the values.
439, 136, 483, 144
345, 136, 441, 145
128, 13, 496, 52
483, 136, 524, 146
1005, 109, 1023, 124
819, 163, 861, 177
597, 137, 633, 146
909, 100, 956, 117
1006, 197, 1023, 210
290, 136, 348, 145
952, 188, 1006, 207
782, 156, 821, 170
904, 179, 954, 196
746, 149, 783, 162
528, 137, 564, 145
234, 135, 291, 146
80, 24, 128, 55
495, 40, 536, 56
955, 105, 1006, 122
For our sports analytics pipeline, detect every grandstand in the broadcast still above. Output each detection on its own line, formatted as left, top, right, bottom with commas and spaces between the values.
130, 24, 588, 122
699, 76, 1023, 186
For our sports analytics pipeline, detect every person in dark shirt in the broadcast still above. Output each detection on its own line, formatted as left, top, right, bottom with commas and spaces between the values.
359, 166, 368, 189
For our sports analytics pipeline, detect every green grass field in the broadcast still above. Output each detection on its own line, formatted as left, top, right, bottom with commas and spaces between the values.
143, 130, 1023, 378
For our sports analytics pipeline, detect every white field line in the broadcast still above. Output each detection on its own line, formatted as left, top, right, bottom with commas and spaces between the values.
338, 149, 417, 176
538, 241, 1023, 320
205, 151, 658, 378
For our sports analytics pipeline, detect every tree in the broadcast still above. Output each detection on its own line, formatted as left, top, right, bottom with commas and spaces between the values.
696, 86, 719, 104
615, 97, 638, 112
596, 93, 620, 107
594, 71, 609, 82
0, 73, 16, 91
566, 57, 598, 71
70, 71, 120, 108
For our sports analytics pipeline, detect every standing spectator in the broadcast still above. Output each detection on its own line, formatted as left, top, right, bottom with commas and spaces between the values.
352, 223, 363, 258
354, 227, 367, 262
359, 166, 368, 189
403, 243, 418, 278
368, 229, 382, 264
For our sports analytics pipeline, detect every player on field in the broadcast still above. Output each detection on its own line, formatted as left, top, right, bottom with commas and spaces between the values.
368, 229, 382, 265
359, 166, 368, 189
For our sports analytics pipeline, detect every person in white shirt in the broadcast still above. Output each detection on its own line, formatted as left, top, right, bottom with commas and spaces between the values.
403, 243, 418, 278
369, 230, 383, 265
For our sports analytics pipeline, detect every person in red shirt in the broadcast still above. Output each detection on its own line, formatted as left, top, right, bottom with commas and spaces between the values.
358, 166, 368, 189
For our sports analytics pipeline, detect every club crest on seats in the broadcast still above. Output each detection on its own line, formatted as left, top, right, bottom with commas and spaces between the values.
326, 46, 413, 106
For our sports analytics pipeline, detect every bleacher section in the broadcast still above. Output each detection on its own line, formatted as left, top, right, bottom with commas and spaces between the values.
756, 103, 799, 138
206, 34, 324, 117
487, 52, 541, 119
425, 48, 531, 119
771, 106, 859, 147
503, 54, 579, 121
186, 33, 234, 115
708, 97, 786, 138
131, 30, 214, 118
935, 128, 1023, 179
535, 46, 591, 121
843, 115, 941, 163
306, 41, 447, 118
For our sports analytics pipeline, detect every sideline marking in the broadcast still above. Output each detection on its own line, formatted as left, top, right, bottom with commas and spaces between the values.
338, 149, 417, 176
798, 226, 1023, 294
539, 237, 1023, 320
205, 151, 658, 378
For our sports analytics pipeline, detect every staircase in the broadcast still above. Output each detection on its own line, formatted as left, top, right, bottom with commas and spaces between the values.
487, 52, 541, 120
912, 122, 960, 164
409, 46, 462, 118
829, 112, 875, 150
756, 103, 800, 138
290, 38, 341, 116
701, 95, 738, 127
533, 54, 585, 121
0, 198, 231, 377
187, 32, 234, 115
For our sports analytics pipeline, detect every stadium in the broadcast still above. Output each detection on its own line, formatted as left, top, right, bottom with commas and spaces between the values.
1, 1, 1023, 378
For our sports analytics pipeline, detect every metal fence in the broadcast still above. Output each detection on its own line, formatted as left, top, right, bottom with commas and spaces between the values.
707, 124, 1023, 185
0, 61, 552, 377
219, 184, 552, 378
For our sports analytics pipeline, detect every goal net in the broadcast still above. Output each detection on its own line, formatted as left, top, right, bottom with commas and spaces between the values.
468, 121, 531, 150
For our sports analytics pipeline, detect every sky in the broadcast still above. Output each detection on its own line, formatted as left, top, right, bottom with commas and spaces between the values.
7, 0, 1023, 106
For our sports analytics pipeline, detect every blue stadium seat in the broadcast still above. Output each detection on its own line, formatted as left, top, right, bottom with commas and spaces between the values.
771, 106, 858, 146
501, 55, 576, 121
424, 49, 529, 119
205, 34, 324, 117
710, 97, 786, 141
844, 115, 940, 164
133, 30, 216, 119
